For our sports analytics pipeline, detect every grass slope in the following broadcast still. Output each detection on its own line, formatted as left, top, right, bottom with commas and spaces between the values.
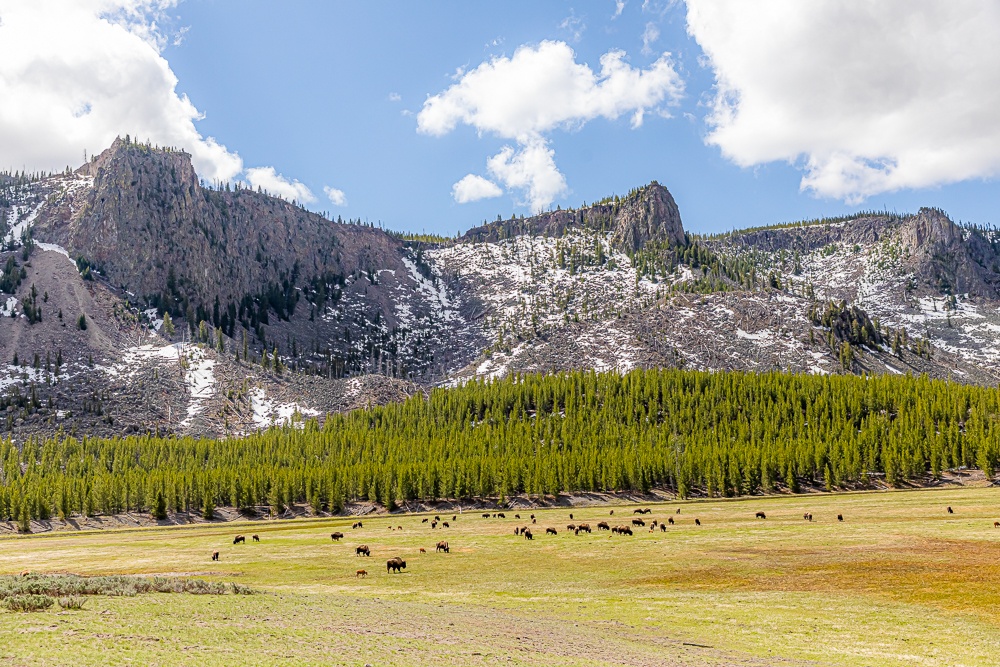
0, 487, 998, 666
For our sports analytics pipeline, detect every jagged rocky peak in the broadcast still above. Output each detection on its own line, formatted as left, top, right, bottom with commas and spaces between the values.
460, 181, 685, 251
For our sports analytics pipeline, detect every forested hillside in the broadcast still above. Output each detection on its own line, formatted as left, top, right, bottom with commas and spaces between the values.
1, 368, 998, 526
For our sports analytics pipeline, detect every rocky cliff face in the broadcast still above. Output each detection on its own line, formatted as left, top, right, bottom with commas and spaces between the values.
460, 182, 684, 251
31, 138, 405, 307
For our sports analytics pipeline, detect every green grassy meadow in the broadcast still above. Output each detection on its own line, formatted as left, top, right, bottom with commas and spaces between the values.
0, 487, 998, 666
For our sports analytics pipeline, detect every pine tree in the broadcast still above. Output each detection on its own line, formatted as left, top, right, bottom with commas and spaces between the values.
163, 311, 175, 337
153, 490, 167, 521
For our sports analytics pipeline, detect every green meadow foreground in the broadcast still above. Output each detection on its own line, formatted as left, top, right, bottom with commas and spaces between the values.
1, 488, 998, 666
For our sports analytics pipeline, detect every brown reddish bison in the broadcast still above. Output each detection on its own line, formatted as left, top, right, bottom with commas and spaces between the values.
609, 510, 614, 515
546, 527, 557, 535
252, 534, 260, 542
577, 524, 591, 533
497, 513, 506, 518
755, 511, 766, 519
331, 532, 344, 541
597, 522, 610, 531
675, 508, 681, 514
436, 541, 450, 552
356, 545, 370, 556
524, 529, 533, 540
994, 521, 1000, 528
619, 526, 633, 536
386, 557, 406, 573
234, 535, 245, 544
356, 569, 367, 578
212, 551, 219, 561
420, 548, 426, 553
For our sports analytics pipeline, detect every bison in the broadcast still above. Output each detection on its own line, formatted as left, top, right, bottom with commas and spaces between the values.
632, 519, 645, 527
498, 513, 505, 518
422, 518, 428, 523
546, 527, 557, 535
452, 516, 457, 521
755, 511, 766, 519
331, 532, 344, 541
577, 523, 591, 533
530, 514, 535, 520
356, 545, 370, 556
436, 541, 450, 552
695, 518, 701, 526
620, 526, 633, 536
838, 514, 844, 522
804, 513, 812, 522
523, 529, 533, 540
633, 509, 644, 515
659, 523, 666, 532
515, 514, 521, 519
676, 508, 681, 514
431, 521, 437, 528
386, 557, 406, 573
212, 551, 219, 561
442, 521, 450, 528
567, 524, 576, 531
435, 516, 441, 521
353, 521, 363, 529
947, 506, 954, 514
609, 510, 614, 515
597, 522, 610, 531
668, 517, 674, 525
482, 513, 491, 518
356, 569, 367, 578
420, 548, 426, 553
569, 513, 573, 520
994, 521, 1000, 528
252, 534, 260, 542
234, 535, 245, 544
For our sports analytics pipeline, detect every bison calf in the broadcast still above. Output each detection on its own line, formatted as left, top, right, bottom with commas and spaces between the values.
356, 569, 367, 578
422, 518, 428, 523
420, 548, 426, 553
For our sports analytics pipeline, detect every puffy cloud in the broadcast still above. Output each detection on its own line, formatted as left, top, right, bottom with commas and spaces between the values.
451, 174, 503, 204
0, 0, 242, 181
613, 1, 627, 18
487, 139, 567, 213
246, 167, 316, 204
323, 185, 348, 207
641, 22, 660, 56
418, 40, 683, 210
686, 0, 1000, 203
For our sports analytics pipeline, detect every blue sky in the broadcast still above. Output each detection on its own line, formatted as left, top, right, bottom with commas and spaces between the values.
2, 1, 999, 236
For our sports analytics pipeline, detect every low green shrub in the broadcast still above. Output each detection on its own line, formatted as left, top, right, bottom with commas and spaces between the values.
57, 596, 87, 610
3, 594, 54, 612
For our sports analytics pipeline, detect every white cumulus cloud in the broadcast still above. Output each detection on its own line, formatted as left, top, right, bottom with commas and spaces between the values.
418, 40, 683, 211
246, 167, 316, 204
451, 174, 503, 204
686, 0, 1000, 203
323, 185, 347, 206
0, 0, 242, 181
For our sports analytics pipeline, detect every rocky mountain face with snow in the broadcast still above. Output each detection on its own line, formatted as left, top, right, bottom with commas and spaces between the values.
3, 139, 1000, 443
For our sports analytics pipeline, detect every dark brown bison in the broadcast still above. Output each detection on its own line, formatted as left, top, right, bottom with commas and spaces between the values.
482, 513, 491, 518
436, 541, 450, 552
356, 569, 367, 578
577, 523, 591, 533
431, 521, 437, 528
422, 518, 428, 523
233, 535, 245, 544
442, 521, 450, 528
212, 551, 219, 561
668, 517, 674, 525
252, 534, 260, 542
498, 513, 506, 518
386, 557, 406, 573
530, 514, 535, 520
632, 519, 645, 527
514, 527, 521, 535
838, 514, 844, 522
695, 519, 701, 526
353, 521, 363, 529
659, 523, 666, 532
676, 508, 681, 514
568, 523, 578, 531
803, 513, 812, 521
620, 526, 633, 536
755, 511, 766, 519
947, 506, 954, 514
569, 513, 573, 520
452, 516, 457, 521
331, 532, 344, 541
515, 514, 521, 519
356, 545, 370, 556
524, 529, 533, 540
597, 522, 610, 530
633, 509, 644, 514
609, 510, 614, 515
435, 516, 441, 521
546, 527, 557, 535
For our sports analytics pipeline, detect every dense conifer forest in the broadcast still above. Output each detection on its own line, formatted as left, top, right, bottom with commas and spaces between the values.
2, 369, 999, 526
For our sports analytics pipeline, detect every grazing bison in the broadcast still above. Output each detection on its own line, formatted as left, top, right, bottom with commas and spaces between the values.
633, 509, 644, 515
577, 523, 591, 533
546, 527, 557, 535
660, 523, 667, 532
620, 526, 633, 536
947, 506, 954, 514
234, 535, 245, 544
632, 519, 645, 527
676, 508, 681, 514
498, 513, 506, 518
431, 521, 437, 528
422, 518, 428, 523
353, 521, 363, 529
803, 513, 813, 522
452, 516, 457, 521
442, 522, 450, 528
597, 522, 610, 531
569, 513, 573, 520
356, 569, 367, 578
651, 520, 658, 527
420, 548, 426, 553
838, 514, 844, 522
695, 519, 701, 526
667, 517, 674, 525
331, 532, 344, 541
252, 534, 260, 542
436, 541, 450, 552
435, 516, 441, 521
994, 521, 1000, 528
386, 558, 406, 573
515, 514, 521, 519
567, 524, 576, 531
524, 529, 533, 540
212, 551, 219, 561
397, 526, 403, 531
482, 513, 491, 518
609, 510, 614, 515
532, 518, 536, 524
530, 514, 535, 520
356, 545, 370, 556
755, 511, 766, 519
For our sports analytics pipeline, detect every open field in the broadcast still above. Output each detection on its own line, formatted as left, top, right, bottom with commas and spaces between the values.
1, 488, 998, 666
